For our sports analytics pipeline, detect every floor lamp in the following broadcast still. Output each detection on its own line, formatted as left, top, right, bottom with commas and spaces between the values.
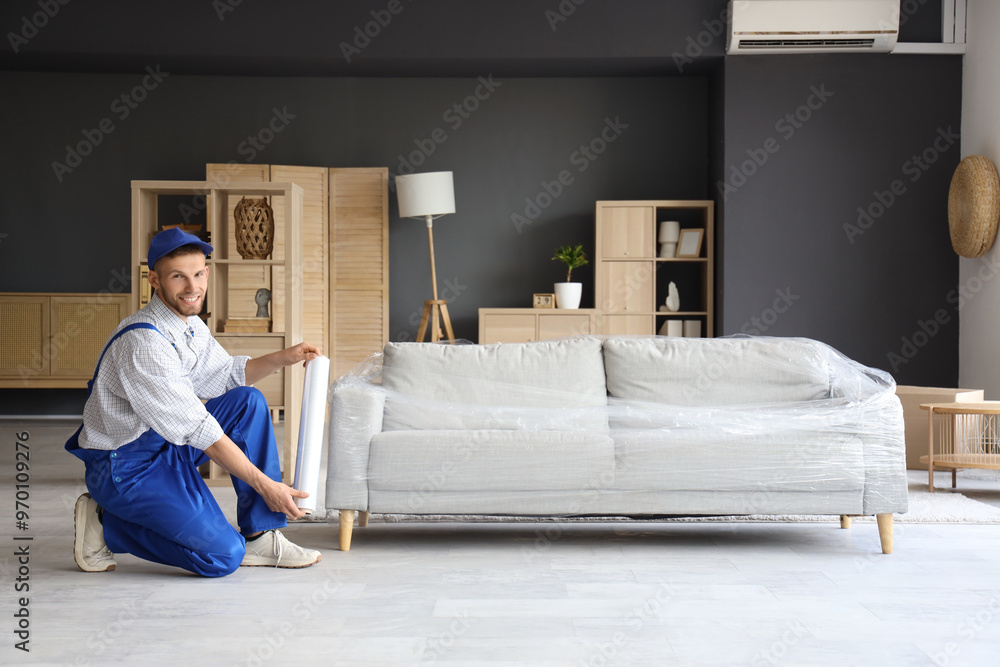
395, 171, 457, 342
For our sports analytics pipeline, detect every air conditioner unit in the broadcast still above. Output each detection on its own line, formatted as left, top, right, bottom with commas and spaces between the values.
727, 0, 899, 55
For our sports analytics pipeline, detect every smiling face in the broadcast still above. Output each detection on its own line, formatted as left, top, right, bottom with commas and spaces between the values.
148, 249, 209, 321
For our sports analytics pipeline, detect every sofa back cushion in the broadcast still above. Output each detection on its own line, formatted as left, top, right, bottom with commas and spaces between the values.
381, 337, 608, 431
603, 337, 833, 407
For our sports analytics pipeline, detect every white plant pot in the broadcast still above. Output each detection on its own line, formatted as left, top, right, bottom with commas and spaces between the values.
554, 282, 582, 309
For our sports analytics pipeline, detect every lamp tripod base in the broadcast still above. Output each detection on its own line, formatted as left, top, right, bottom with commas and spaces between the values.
416, 299, 455, 343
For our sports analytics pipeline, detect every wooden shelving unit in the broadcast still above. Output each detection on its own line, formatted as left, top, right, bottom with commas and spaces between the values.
478, 308, 597, 344
0, 293, 130, 388
595, 200, 714, 337
131, 180, 304, 485
204, 164, 390, 380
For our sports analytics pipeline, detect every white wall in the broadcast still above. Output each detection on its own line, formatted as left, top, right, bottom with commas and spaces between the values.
959, 0, 1000, 398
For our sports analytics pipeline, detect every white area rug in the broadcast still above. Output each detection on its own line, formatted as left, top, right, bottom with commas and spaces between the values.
855, 482, 1000, 524
673, 482, 1000, 525
319, 482, 1000, 525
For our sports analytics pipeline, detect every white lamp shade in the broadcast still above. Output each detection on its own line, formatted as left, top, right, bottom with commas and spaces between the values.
658, 220, 680, 243
396, 171, 456, 219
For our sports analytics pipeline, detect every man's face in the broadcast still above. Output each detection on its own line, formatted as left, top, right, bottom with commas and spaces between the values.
148, 252, 209, 320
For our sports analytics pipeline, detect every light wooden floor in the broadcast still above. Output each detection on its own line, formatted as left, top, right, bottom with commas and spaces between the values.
5, 419, 1000, 666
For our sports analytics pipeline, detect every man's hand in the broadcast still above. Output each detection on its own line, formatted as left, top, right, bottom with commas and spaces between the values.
205, 436, 310, 520
259, 479, 310, 520
283, 342, 321, 367
246, 341, 321, 386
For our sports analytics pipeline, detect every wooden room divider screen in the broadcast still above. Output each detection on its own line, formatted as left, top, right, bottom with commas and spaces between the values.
204, 164, 389, 379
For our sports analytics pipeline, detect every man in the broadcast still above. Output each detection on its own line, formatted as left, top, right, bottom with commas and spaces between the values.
66, 227, 323, 577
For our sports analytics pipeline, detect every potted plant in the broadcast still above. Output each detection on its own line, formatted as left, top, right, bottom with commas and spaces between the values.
551, 244, 589, 309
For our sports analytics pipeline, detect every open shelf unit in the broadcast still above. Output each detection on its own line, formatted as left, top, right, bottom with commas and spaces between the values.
131, 180, 304, 485
595, 200, 714, 337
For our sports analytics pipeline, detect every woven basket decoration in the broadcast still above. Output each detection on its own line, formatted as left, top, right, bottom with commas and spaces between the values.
948, 155, 1000, 258
233, 197, 275, 260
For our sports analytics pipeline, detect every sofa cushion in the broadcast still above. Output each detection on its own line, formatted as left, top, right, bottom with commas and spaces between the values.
613, 429, 865, 496
603, 337, 833, 408
381, 338, 608, 431
369, 430, 615, 493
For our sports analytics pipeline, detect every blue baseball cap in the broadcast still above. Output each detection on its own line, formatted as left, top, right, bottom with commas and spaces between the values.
147, 227, 213, 270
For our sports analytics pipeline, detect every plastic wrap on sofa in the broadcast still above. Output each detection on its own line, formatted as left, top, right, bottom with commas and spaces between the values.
324, 336, 907, 521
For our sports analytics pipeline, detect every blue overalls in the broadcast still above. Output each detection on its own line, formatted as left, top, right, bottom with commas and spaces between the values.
65, 323, 287, 577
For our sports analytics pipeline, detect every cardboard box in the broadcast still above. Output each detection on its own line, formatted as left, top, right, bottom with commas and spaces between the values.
896, 386, 984, 469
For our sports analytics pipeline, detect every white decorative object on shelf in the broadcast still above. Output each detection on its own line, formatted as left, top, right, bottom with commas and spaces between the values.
658, 220, 680, 258
665, 282, 680, 312
683, 320, 701, 338
658, 319, 683, 336
554, 282, 582, 309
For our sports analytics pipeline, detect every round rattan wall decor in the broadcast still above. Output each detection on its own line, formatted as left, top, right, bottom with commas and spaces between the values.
948, 155, 1000, 258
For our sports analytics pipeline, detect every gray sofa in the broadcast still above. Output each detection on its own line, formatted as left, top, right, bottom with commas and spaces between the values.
325, 336, 907, 552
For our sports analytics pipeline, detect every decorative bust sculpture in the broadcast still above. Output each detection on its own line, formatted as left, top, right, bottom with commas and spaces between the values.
255, 288, 271, 318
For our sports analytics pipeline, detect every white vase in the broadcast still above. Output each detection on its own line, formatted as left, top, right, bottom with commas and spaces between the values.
554, 282, 582, 309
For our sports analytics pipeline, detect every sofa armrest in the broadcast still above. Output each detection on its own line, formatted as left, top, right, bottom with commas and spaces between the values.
325, 378, 385, 511
861, 391, 908, 515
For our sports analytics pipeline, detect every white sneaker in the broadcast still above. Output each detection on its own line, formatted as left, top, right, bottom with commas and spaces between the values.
73, 493, 117, 572
240, 529, 322, 568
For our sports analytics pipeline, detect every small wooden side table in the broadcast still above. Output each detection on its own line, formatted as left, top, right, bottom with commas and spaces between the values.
920, 401, 1000, 492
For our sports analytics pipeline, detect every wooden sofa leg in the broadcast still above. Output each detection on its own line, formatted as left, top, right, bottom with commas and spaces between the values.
876, 513, 893, 554
840, 515, 852, 529
358, 510, 370, 527
339, 510, 355, 551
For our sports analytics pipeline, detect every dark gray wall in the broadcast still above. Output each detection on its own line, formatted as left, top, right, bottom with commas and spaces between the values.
0, 0, 964, 415
0, 0, 731, 75
0, 72, 708, 318
0, 73, 708, 413
719, 54, 962, 384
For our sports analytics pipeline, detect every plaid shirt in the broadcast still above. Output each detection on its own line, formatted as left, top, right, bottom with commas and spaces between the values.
79, 293, 250, 451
